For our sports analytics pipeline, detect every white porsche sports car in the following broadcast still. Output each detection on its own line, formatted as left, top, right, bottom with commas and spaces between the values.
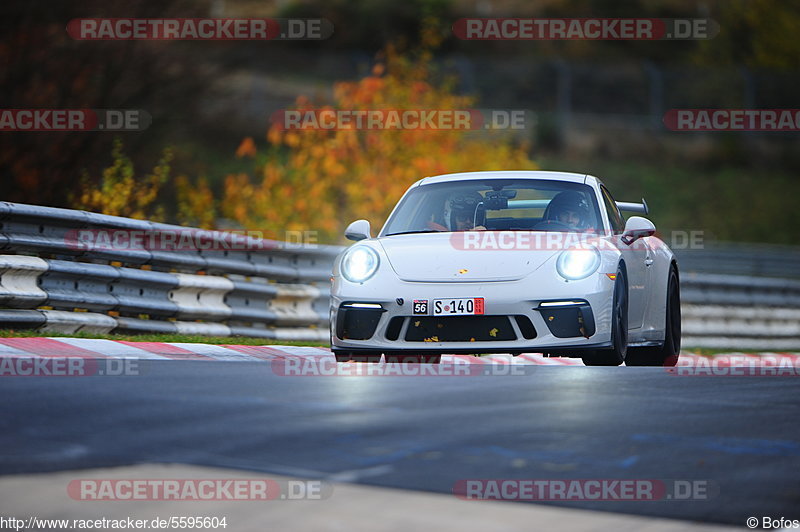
330, 171, 680, 366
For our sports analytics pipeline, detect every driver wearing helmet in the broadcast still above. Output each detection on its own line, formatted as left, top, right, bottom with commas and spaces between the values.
542, 191, 591, 231
427, 191, 486, 231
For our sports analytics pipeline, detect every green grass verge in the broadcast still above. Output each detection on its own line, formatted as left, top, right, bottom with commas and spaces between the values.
0, 329, 327, 347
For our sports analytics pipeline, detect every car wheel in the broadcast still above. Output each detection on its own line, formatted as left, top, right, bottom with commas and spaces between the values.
333, 350, 382, 363
582, 267, 627, 366
626, 266, 681, 367
384, 354, 442, 364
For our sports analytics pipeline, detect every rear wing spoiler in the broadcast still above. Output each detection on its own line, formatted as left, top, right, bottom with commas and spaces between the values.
616, 198, 649, 215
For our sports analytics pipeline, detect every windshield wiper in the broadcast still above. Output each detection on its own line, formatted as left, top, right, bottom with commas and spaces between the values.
384, 229, 444, 237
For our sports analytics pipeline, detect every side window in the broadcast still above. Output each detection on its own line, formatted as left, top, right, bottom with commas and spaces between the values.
600, 186, 625, 234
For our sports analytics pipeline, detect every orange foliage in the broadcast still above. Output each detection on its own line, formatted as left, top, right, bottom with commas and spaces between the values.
211, 25, 536, 242
72, 139, 171, 221
235, 137, 257, 158
176, 175, 217, 228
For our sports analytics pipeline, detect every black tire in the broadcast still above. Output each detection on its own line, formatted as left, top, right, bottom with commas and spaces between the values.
582, 267, 627, 366
384, 354, 442, 364
333, 350, 382, 363
626, 266, 681, 367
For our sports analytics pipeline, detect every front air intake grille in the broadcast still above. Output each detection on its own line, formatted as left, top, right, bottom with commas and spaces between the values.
514, 315, 538, 339
404, 315, 517, 342
385, 316, 404, 341
336, 307, 382, 340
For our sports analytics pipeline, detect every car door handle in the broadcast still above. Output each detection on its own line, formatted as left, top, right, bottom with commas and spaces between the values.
644, 258, 654, 266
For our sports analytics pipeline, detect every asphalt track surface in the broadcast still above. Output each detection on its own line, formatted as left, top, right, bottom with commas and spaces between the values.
2, 357, 800, 527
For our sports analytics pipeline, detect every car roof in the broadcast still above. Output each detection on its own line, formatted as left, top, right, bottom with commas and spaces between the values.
415, 170, 595, 187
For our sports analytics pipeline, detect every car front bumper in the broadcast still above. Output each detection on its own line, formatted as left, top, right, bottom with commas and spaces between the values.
330, 275, 615, 355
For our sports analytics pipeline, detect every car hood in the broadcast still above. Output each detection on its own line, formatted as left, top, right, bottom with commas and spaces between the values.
378, 232, 560, 282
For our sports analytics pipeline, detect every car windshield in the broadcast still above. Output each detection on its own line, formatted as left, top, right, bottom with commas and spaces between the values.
382, 179, 604, 236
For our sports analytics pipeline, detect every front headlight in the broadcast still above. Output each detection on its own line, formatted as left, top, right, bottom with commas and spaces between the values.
556, 247, 601, 280
341, 245, 380, 283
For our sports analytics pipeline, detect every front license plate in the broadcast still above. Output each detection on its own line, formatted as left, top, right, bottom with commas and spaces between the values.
433, 298, 485, 316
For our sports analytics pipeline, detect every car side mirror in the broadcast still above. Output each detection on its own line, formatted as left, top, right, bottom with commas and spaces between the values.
344, 219, 371, 241
621, 216, 656, 245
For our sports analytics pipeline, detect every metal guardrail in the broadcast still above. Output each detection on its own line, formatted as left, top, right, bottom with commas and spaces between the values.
680, 273, 800, 349
0, 201, 798, 348
0, 202, 343, 341
674, 244, 800, 280
681, 273, 800, 307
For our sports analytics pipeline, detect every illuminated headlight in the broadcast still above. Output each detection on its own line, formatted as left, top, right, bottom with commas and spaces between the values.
556, 247, 601, 280
341, 246, 380, 283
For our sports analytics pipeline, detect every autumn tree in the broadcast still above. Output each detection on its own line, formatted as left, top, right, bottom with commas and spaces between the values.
72, 138, 172, 221
211, 28, 536, 242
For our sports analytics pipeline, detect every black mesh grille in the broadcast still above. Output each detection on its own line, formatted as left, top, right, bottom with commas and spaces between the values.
385, 316, 404, 341
514, 315, 537, 339
404, 315, 517, 342
336, 308, 382, 340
